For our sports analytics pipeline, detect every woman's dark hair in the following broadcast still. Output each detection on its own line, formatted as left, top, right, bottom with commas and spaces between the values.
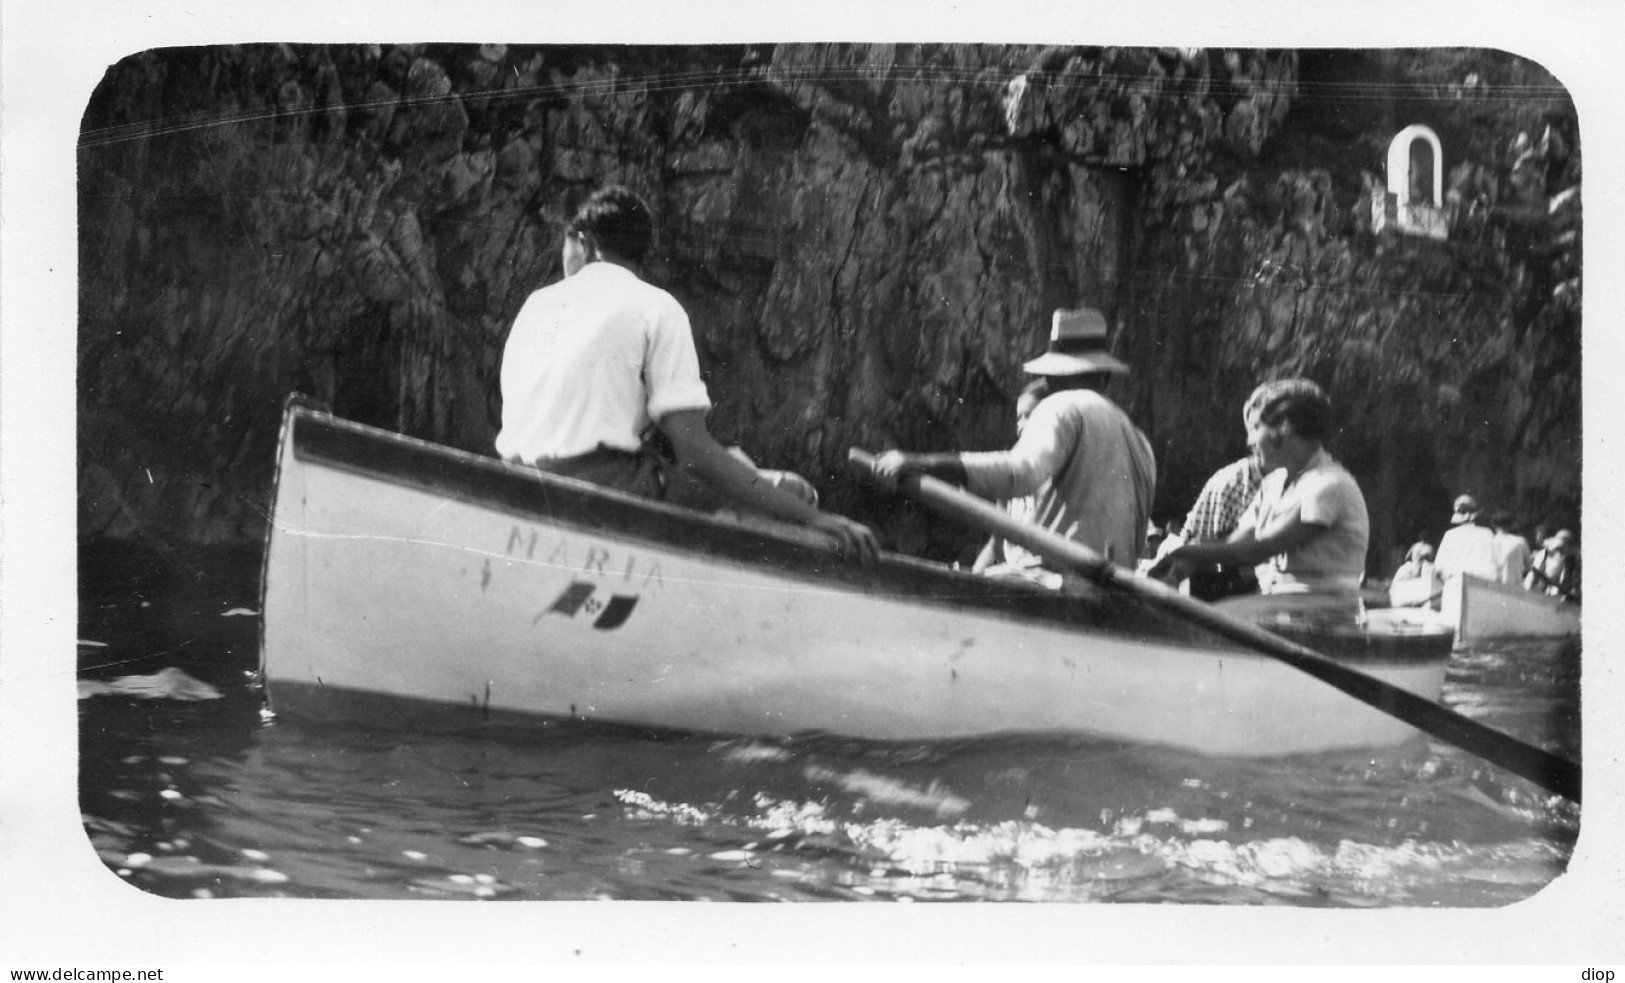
566, 185, 654, 262
1243, 378, 1331, 440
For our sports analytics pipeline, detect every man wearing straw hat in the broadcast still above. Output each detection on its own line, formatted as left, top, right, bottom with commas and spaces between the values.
874, 307, 1156, 587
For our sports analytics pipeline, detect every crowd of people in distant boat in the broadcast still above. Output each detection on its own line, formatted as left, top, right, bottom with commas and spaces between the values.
1385, 495, 1579, 607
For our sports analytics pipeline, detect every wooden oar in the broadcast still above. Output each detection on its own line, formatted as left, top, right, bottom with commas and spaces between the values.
848, 449, 1581, 803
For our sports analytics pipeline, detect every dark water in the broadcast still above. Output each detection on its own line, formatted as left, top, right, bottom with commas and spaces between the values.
77, 541, 1581, 905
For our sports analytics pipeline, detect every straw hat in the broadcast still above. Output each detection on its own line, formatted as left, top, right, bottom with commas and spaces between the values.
1022, 308, 1129, 376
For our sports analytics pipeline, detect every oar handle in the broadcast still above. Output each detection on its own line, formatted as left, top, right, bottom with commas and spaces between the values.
848, 448, 1581, 803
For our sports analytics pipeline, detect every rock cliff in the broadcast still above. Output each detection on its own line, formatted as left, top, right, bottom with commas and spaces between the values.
77, 44, 1579, 566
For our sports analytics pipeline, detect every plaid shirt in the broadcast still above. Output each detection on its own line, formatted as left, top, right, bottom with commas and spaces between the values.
1182, 457, 1262, 544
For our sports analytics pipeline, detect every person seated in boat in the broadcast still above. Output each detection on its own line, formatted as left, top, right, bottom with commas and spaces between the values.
1434, 494, 1499, 584
1530, 523, 1551, 556
1525, 528, 1580, 602
874, 307, 1156, 591
1172, 453, 1264, 601
494, 184, 878, 565
1147, 378, 1369, 624
1488, 509, 1532, 589
1387, 541, 1442, 608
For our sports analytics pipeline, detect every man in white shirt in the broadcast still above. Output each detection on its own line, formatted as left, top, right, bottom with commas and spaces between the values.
496, 184, 877, 564
1434, 494, 1499, 583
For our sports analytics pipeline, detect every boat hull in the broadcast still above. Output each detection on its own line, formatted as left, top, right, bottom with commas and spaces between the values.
1441, 574, 1580, 644
260, 401, 1452, 756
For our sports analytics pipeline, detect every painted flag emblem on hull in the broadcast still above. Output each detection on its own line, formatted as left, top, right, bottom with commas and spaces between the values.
541, 581, 639, 630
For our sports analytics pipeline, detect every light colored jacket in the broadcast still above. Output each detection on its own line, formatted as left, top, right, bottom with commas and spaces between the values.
961, 388, 1156, 569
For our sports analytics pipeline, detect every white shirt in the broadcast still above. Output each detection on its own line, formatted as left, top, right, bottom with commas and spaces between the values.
495, 263, 712, 463
1435, 523, 1499, 582
1492, 531, 1531, 587
1241, 447, 1369, 595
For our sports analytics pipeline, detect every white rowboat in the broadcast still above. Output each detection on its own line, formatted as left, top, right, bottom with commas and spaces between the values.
1441, 573, 1580, 644
258, 399, 1454, 756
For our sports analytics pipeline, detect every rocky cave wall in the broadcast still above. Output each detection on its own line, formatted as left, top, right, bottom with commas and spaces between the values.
77, 43, 1579, 567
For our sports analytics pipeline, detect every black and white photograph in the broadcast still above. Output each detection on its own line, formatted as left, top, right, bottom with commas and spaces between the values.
3, 0, 1622, 971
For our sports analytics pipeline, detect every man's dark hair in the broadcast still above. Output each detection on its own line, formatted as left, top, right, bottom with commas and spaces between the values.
1243, 378, 1331, 440
566, 185, 654, 262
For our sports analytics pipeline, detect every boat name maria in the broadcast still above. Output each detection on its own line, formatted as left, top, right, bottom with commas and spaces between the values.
504, 524, 669, 591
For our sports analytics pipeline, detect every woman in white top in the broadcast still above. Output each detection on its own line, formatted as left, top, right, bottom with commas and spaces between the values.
1388, 541, 1442, 608
1149, 378, 1369, 623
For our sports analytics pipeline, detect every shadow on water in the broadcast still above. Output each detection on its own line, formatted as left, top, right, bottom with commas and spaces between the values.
76, 539, 1580, 904
78, 537, 265, 684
